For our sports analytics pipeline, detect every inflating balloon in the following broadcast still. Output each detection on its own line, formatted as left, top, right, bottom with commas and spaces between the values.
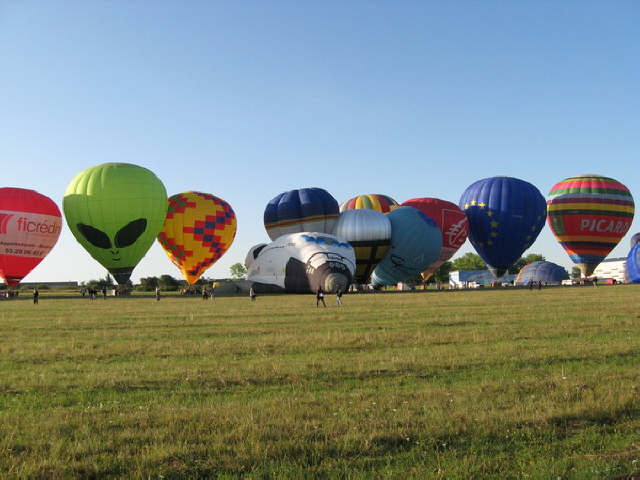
460, 176, 547, 278
158, 191, 237, 285
264, 188, 339, 241
371, 206, 442, 286
401, 197, 468, 280
515, 261, 569, 285
629, 232, 640, 248
626, 244, 640, 283
339, 194, 399, 214
332, 208, 392, 283
64, 163, 167, 284
0, 188, 62, 286
547, 174, 635, 277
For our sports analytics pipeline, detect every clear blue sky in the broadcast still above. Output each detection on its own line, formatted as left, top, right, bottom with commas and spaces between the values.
1, 0, 638, 283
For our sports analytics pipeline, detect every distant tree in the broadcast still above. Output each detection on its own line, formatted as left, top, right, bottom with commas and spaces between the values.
432, 261, 453, 284
159, 275, 180, 290
103, 272, 114, 287
230, 263, 247, 280
450, 253, 487, 271
509, 253, 546, 274
86, 273, 115, 289
138, 276, 159, 291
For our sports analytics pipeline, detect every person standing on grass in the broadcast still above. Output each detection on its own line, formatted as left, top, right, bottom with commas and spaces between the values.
249, 286, 256, 301
316, 286, 326, 308
155, 285, 161, 301
33, 288, 39, 305
102, 285, 107, 299
335, 286, 343, 306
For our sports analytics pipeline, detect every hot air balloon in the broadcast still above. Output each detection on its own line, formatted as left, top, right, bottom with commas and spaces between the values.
332, 209, 392, 283
546, 174, 635, 277
339, 194, 398, 214
400, 197, 469, 281
64, 163, 167, 285
460, 176, 547, 278
626, 244, 640, 283
246, 232, 356, 293
515, 261, 569, 285
0, 188, 63, 286
158, 191, 237, 285
371, 206, 442, 286
264, 188, 339, 241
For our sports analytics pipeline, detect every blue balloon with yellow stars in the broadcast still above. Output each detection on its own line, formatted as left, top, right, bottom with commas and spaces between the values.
460, 176, 547, 278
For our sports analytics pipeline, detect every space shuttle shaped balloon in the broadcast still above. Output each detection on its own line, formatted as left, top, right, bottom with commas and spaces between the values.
246, 232, 356, 294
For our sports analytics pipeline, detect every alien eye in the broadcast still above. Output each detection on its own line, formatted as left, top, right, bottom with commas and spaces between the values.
115, 218, 147, 248
77, 223, 112, 249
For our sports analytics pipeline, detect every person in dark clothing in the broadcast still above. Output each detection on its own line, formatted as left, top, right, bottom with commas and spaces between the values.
316, 286, 326, 307
33, 288, 39, 305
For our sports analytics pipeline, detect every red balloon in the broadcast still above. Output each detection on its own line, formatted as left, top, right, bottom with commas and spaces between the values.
0, 188, 62, 286
400, 197, 469, 280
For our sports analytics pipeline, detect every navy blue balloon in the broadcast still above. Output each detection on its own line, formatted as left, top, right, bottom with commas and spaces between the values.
460, 176, 547, 278
516, 261, 569, 284
264, 187, 339, 241
626, 244, 640, 283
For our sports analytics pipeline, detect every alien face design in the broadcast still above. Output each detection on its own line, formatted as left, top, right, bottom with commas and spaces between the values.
77, 219, 147, 262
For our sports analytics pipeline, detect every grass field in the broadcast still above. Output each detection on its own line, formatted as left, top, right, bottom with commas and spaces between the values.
0, 284, 638, 477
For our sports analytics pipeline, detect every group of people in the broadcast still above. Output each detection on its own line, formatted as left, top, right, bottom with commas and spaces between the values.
201, 285, 215, 300
80, 286, 108, 299
316, 286, 343, 307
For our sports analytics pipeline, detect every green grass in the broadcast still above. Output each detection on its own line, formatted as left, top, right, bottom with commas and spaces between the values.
0, 285, 638, 477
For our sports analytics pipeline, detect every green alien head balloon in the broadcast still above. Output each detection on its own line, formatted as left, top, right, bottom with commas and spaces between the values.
63, 163, 168, 285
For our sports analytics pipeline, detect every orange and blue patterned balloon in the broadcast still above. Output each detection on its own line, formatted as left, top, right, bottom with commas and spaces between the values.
339, 194, 398, 214
460, 176, 547, 278
547, 174, 635, 277
158, 191, 237, 284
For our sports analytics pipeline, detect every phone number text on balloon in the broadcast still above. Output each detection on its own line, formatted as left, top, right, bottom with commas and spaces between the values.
2, 248, 45, 257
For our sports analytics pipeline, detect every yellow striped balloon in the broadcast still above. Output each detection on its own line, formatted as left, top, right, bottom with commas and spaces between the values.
547, 174, 634, 277
339, 194, 398, 214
